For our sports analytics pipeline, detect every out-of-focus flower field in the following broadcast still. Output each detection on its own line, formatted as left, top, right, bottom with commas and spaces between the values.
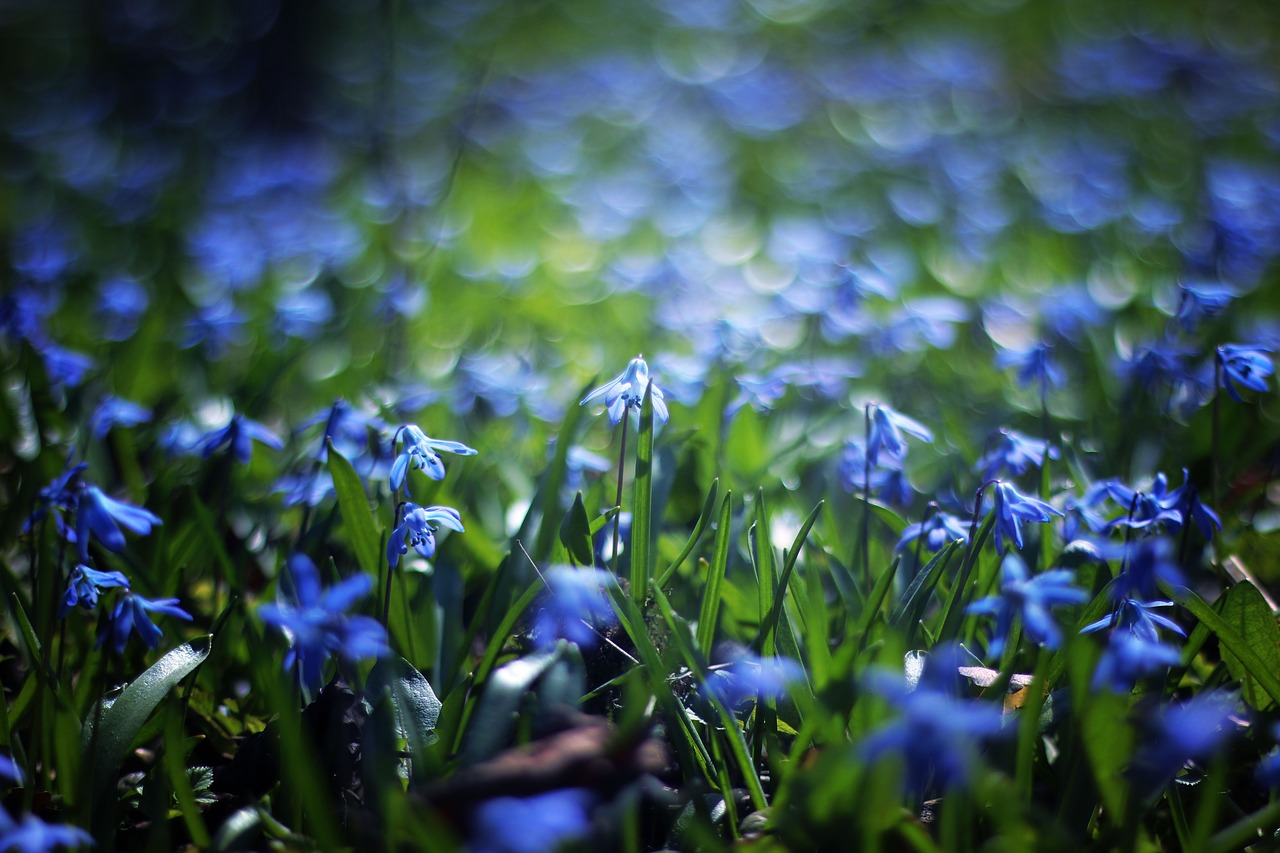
2, 0, 1280, 849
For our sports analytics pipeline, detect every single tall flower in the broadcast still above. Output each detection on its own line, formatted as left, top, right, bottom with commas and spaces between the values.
75, 486, 162, 562
99, 591, 193, 652
580, 355, 669, 425
387, 504, 464, 568
259, 554, 388, 691
968, 554, 1088, 659
389, 425, 477, 493
1217, 344, 1274, 402
990, 481, 1062, 556
1102, 473, 1185, 533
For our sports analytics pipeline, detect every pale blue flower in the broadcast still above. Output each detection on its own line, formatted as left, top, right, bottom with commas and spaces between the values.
580, 355, 669, 425
703, 648, 804, 708
89, 397, 151, 440
996, 343, 1064, 394
898, 511, 970, 552
975, 430, 1058, 481
200, 414, 283, 464
387, 504, 464, 568
865, 403, 932, 466
389, 425, 476, 493
532, 566, 617, 650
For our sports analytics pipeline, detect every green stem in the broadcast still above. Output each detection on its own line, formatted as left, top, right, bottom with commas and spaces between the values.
611, 414, 629, 576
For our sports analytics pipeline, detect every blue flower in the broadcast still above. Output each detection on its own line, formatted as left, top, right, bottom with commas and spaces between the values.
1098, 538, 1186, 602
975, 430, 1058, 481
1175, 281, 1235, 331
865, 403, 932, 467
898, 511, 970, 552
200, 414, 283, 464
1165, 472, 1221, 541
0, 809, 94, 853
990, 481, 1062, 556
88, 397, 151, 440
968, 554, 1087, 659
1117, 341, 1195, 393
100, 592, 193, 652
860, 644, 1006, 793
74, 486, 161, 562
259, 554, 388, 691
995, 343, 1064, 394
58, 564, 130, 618
702, 648, 804, 708
40, 343, 93, 390
387, 504, 464, 568
97, 274, 149, 342
1258, 724, 1280, 790
470, 787, 594, 853
580, 355, 669, 426
839, 439, 916, 506
1217, 344, 1274, 402
389, 425, 477, 494
1083, 594, 1186, 693
1082, 597, 1186, 644
531, 566, 617, 650
1132, 692, 1238, 800
0, 755, 22, 787
1102, 473, 1186, 534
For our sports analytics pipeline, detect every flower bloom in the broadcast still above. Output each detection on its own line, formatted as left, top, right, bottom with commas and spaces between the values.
200, 413, 283, 464
100, 592, 193, 652
58, 564, 130, 618
470, 788, 594, 853
387, 504, 464, 568
702, 650, 804, 708
532, 566, 617, 650
1217, 343, 1274, 402
0, 809, 94, 853
865, 403, 932, 466
897, 511, 969, 552
1131, 692, 1237, 801
389, 425, 476, 493
580, 355, 668, 426
975, 430, 1058, 481
89, 396, 152, 440
968, 554, 1087, 659
995, 342, 1064, 394
75, 486, 161, 562
990, 481, 1062, 556
1083, 595, 1186, 693
259, 554, 388, 691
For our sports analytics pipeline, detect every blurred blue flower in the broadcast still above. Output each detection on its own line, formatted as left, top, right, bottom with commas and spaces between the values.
1165, 472, 1221, 541
157, 420, 205, 457
580, 355, 669, 426
865, 403, 932, 466
975, 430, 1058, 481
1061, 484, 1112, 542
389, 425, 477, 494
990, 481, 1062, 556
180, 303, 248, 358
703, 648, 804, 708
387, 504, 464, 568
97, 275, 148, 342
532, 566, 617, 650
861, 644, 1006, 792
968, 554, 1087, 659
100, 591, 192, 652
259, 554, 388, 691
1082, 597, 1186, 644
1099, 537, 1186, 601
1217, 344, 1274, 402
1175, 281, 1235, 331
996, 343, 1064, 394
89, 397, 151, 440
898, 511, 970, 552
839, 439, 916, 507
1102, 472, 1185, 533
200, 414, 283, 464
58, 564, 130, 618
1258, 724, 1280, 790
1117, 341, 1195, 393
40, 343, 93, 390
0, 755, 21, 787
0, 809, 94, 853
470, 787, 594, 853
1084, 593, 1185, 693
273, 290, 333, 340
1132, 691, 1238, 800
75, 486, 161, 562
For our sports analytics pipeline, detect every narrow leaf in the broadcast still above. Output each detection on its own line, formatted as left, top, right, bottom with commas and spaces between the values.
327, 439, 382, 578
630, 382, 655, 604
696, 492, 734, 657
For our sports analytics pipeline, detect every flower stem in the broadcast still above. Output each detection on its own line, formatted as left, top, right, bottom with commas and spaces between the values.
862, 404, 872, 589
1212, 356, 1222, 510
611, 414, 629, 576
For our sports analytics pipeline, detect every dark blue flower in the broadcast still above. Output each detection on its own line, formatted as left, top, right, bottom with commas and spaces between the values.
1165, 472, 1221, 541
990, 481, 1062, 556
580, 355, 669, 426
968, 554, 1087, 659
1175, 281, 1235, 331
975, 430, 1058, 481
860, 644, 1006, 793
387, 504, 464, 568
1117, 341, 1196, 393
1258, 724, 1280, 790
100, 592, 193, 652
865, 403, 932, 467
1131, 692, 1238, 800
1082, 597, 1186, 644
200, 414, 283, 464
1083, 591, 1186, 693
898, 511, 970, 552
58, 564, 130, 618
1099, 538, 1186, 602
258, 554, 388, 691
389, 425, 477, 494
40, 343, 93, 390
88, 397, 151, 440
995, 343, 1064, 394
97, 275, 149, 342
1217, 344, 1274, 402
470, 787, 594, 853
0, 755, 21, 787
1101, 473, 1186, 534
532, 566, 617, 650
74, 486, 161, 562
180, 303, 248, 357
0, 809, 94, 853
703, 648, 804, 708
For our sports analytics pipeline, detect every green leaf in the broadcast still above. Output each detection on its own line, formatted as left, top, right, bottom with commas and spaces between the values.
367, 656, 444, 751
532, 378, 592, 561
559, 492, 595, 567
1181, 583, 1280, 709
755, 500, 823, 657
696, 491, 733, 657
630, 382, 655, 603
657, 478, 719, 588
327, 439, 383, 578
889, 539, 962, 639
83, 636, 213, 845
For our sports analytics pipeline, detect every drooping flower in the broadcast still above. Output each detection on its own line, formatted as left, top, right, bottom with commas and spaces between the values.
199, 413, 283, 464
389, 425, 477, 494
865, 403, 932, 467
860, 644, 1006, 793
702, 647, 804, 708
531, 566, 617, 650
1175, 281, 1235, 331
897, 511, 970, 552
99, 592, 193, 652
74, 486, 161, 562
387, 504, 464, 568
58, 564, 130, 618
968, 554, 1088, 659
88, 397, 152, 440
990, 481, 1062, 556
0, 808, 94, 853
1082, 597, 1186, 644
580, 355, 669, 426
995, 342, 1064, 394
1102, 473, 1186, 534
258, 554, 388, 691
975, 430, 1058, 481
1217, 343, 1274, 402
